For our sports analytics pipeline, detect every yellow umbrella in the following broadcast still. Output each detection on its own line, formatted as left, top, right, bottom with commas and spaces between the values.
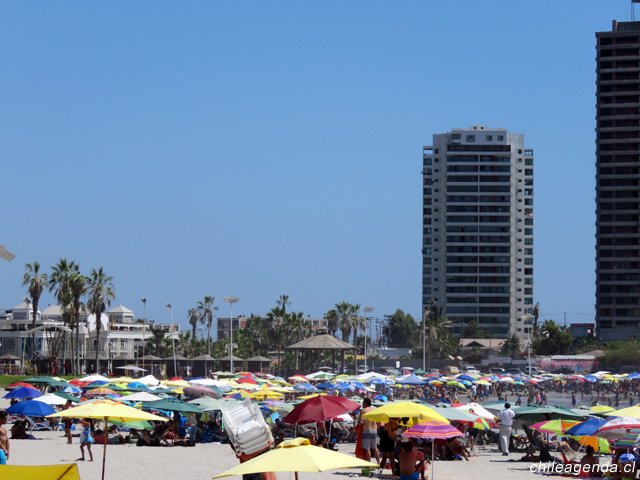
299, 393, 327, 400
362, 401, 448, 425
590, 405, 615, 415
604, 405, 640, 418
249, 390, 284, 400
213, 437, 377, 479
572, 435, 611, 454
1, 464, 80, 480
46, 399, 167, 480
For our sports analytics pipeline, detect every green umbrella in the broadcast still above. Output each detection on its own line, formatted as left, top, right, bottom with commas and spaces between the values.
142, 398, 203, 414
108, 419, 154, 430
25, 376, 58, 384
433, 406, 478, 423
514, 405, 586, 422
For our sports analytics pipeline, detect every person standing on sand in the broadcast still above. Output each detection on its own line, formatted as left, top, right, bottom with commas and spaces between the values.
498, 402, 515, 456
79, 418, 94, 462
357, 398, 380, 464
62, 400, 73, 444
0, 411, 9, 464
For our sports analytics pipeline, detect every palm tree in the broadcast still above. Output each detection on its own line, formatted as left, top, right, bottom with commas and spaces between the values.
49, 259, 77, 372
23, 261, 48, 367
69, 271, 86, 374
335, 302, 353, 343
86, 267, 115, 373
197, 296, 215, 354
188, 307, 199, 340
146, 326, 167, 357
350, 303, 362, 347
324, 309, 338, 336
276, 294, 291, 314
267, 306, 286, 368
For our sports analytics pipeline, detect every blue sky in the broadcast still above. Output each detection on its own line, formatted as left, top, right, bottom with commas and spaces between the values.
0, 1, 631, 333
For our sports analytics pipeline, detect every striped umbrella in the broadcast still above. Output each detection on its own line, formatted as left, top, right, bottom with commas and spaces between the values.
612, 431, 640, 448
403, 421, 462, 480
596, 417, 640, 439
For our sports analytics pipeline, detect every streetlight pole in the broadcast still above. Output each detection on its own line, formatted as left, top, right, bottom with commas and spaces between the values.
22, 298, 30, 374
422, 308, 427, 372
140, 297, 147, 371
363, 306, 373, 373
521, 314, 534, 375
223, 297, 239, 373
165, 303, 177, 378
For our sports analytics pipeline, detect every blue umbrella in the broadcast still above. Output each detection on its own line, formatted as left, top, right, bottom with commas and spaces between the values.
565, 417, 609, 436
374, 394, 388, 402
370, 378, 394, 386
3, 386, 43, 399
351, 382, 366, 390
457, 375, 476, 383
584, 375, 598, 383
7, 400, 55, 416
293, 383, 318, 392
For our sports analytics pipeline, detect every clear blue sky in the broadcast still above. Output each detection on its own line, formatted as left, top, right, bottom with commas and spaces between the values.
0, 1, 631, 332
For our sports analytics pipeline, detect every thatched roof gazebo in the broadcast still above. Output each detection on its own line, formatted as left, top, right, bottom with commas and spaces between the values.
214, 355, 245, 373
286, 334, 356, 373
245, 355, 272, 373
191, 354, 215, 377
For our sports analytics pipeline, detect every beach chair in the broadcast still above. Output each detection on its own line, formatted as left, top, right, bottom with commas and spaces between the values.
25, 416, 53, 433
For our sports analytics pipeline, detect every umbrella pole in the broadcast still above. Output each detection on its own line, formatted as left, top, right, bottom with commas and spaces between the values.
102, 417, 108, 480
432, 441, 435, 480
295, 472, 299, 480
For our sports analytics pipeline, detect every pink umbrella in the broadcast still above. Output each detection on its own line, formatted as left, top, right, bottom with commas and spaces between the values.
403, 421, 461, 479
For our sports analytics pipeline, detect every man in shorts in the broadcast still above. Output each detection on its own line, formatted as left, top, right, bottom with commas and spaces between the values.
0, 410, 10, 464
358, 398, 380, 464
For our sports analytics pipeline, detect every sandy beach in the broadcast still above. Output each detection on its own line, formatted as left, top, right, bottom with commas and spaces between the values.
0, 391, 563, 480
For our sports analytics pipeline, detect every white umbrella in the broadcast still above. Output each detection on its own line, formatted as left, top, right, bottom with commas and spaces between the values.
115, 366, 147, 372
34, 394, 68, 406
118, 392, 162, 403
137, 375, 160, 386
79, 374, 110, 383
455, 402, 495, 421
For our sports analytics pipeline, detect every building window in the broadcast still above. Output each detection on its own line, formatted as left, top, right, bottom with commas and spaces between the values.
425, 158, 432, 165
425, 248, 432, 255
451, 134, 461, 140
466, 135, 475, 142
486, 135, 493, 141
497, 135, 504, 141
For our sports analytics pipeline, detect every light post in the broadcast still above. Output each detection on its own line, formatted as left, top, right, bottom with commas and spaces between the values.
223, 297, 239, 373
22, 298, 30, 374
165, 303, 177, 377
140, 297, 147, 370
363, 306, 373, 373
521, 314, 535, 375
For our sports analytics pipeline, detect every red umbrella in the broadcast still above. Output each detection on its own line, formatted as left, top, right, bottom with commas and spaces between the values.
7, 382, 37, 390
283, 395, 360, 425
237, 376, 258, 385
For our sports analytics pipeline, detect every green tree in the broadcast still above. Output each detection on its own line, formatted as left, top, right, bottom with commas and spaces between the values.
462, 320, 488, 339
500, 335, 521, 356
49, 259, 76, 371
532, 319, 572, 355
335, 302, 353, 344
385, 309, 418, 348
323, 308, 338, 336
146, 326, 167, 357
276, 294, 291, 313
23, 261, 48, 368
69, 271, 86, 374
188, 307, 200, 340
86, 267, 115, 373
197, 296, 215, 355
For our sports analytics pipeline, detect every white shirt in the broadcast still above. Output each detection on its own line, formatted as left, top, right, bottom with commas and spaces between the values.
498, 408, 515, 427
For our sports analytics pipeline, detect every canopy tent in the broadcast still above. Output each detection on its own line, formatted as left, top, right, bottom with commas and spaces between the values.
287, 334, 356, 373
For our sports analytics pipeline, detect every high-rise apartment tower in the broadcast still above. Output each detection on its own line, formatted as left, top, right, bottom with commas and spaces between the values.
422, 126, 534, 339
595, 21, 640, 340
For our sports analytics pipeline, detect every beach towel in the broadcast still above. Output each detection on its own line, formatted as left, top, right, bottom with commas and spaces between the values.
355, 423, 366, 460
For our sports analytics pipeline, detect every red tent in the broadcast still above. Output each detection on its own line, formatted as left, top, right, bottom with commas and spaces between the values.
283, 395, 360, 425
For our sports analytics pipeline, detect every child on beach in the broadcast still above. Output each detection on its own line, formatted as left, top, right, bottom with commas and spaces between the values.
79, 418, 94, 461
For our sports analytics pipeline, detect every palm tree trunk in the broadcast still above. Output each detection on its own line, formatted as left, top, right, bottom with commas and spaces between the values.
95, 322, 101, 374
76, 320, 80, 374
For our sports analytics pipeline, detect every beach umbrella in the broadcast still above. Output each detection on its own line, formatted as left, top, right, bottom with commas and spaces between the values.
605, 405, 640, 419
34, 393, 69, 406
531, 419, 580, 435
573, 435, 611, 453
183, 385, 222, 399
590, 405, 615, 415
46, 399, 167, 480
85, 388, 120, 398
433, 407, 478, 424
612, 431, 640, 449
6, 381, 37, 390
293, 383, 319, 392
596, 417, 640, 439
298, 393, 327, 400
85, 381, 109, 389
7, 399, 56, 417
119, 392, 162, 403
187, 397, 237, 411
584, 375, 598, 383
54, 392, 81, 403
24, 376, 58, 385
455, 403, 495, 421
79, 374, 110, 383
142, 397, 203, 414
457, 375, 476, 383
403, 421, 463, 479
3, 386, 43, 399
514, 405, 585, 422
283, 395, 360, 425
566, 417, 609, 436
213, 437, 376, 479
396, 374, 427, 385
362, 401, 448, 425
64, 386, 82, 394
1, 464, 81, 480
249, 390, 284, 400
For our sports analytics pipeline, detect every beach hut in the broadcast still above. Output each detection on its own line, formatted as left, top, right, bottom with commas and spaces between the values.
246, 355, 272, 374
191, 354, 215, 376
214, 354, 245, 373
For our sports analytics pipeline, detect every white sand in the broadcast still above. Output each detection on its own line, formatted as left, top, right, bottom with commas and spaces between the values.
0, 396, 550, 480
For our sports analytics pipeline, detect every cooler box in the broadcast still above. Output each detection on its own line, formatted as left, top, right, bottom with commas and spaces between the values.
221, 398, 273, 455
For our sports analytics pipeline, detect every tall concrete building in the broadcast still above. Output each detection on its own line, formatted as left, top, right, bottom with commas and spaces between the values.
595, 21, 640, 340
422, 126, 534, 339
